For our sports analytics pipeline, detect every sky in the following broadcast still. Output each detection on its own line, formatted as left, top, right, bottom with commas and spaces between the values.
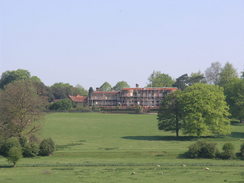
0, 0, 244, 89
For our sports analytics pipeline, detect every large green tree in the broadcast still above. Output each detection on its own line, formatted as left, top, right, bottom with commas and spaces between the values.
0, 69, 31, 89
50, 83, 86, 99
147, 71, 174, 87
157, 91, 182, 137
180, 83, 230, 136
99, 82, 112, 91
113, 81, 130, 91
224, 79, 244, 122
218, 62, 238, 87
0, 80, 47, 139
158, 83, 231, 137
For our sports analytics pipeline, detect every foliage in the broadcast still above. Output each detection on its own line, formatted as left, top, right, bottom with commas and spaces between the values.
113, 81, 130, 91
39, 138, 55, 156
49, 98, 73, 111
147, 71, 174, 87
7, 146, 22, 167
0, 69, 31, 89
241, 69, 244, 79
173, 74, 189, 90
22, 143, 39, 157
220, 143, 235, 159
99, 82, 112, 91
0, 137, 21, 157
187, 141, 218, 159
88, 87, 94, 96
218, 62, 238, 87
74, 84, 88, 96
157, 91, 182, 136
173, 73, 205, 90
205, 62, 222, 84
188, 72, 206, 85
180, 83, 230, 136
224, 79, 244, 122
50, 83, 74, 100
0, 80, 46, 138
18, 136, 28, 148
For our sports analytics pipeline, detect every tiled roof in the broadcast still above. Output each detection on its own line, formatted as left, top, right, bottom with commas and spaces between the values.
69, 95, 87, 102
122, 87, 177, 91
93, 91, 119, 94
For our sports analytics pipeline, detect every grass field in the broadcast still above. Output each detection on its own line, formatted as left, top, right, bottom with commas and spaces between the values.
0, 112, 244, 183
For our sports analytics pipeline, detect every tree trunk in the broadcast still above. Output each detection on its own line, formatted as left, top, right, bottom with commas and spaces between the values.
176, 115, 179, 137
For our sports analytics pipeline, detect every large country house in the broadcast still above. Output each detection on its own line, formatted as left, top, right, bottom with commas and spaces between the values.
69, 87, 177, 109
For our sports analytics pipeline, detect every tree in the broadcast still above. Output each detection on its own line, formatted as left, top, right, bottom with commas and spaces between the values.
113, 81, 130, 91
0, 69, 31, 89
147, 71, 174, 87
188, 72, 206, 85
224, 79, 244, 122
218, 62, 238, 87
50, 82, 73, 99
157, 91, 182, 137
241, 69, 244, 79
74, 84, 88, 96
180, 83, 230, 136
99, 82, 112, 91
88, 87, 94, 96
173, 74, 189, 90
205, 62, 222, 84
7, 146, 22, 167
0, 80, 46, 139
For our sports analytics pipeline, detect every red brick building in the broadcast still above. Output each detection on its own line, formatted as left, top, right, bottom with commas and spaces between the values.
70, 87, 177, 109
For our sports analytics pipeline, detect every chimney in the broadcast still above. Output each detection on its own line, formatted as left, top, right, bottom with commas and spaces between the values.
136, 84, 139, 88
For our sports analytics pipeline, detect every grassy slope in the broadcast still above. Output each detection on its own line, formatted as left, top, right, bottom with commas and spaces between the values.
0, 112, 244, 183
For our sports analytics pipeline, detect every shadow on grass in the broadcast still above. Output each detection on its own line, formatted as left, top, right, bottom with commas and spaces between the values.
121, 136, 200, 141
56, 140, 85, 150
0, 165, 13, 168
231, 132, 244, 138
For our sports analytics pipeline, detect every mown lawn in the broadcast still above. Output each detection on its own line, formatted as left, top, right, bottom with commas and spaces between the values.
0, 112, 244, 183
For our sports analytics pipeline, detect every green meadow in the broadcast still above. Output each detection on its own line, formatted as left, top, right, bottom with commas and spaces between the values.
0, 112, 244, 183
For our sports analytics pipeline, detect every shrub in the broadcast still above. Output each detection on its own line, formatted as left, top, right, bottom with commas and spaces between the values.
186, 141, 218, 159
49, 99, 73, 111
220, 143, 235, 159
23, 143, 39, 157
0, 137, 21, 157
187, 142, 201, 158
18, 136, 28, 147
7, 146, 22, 167
39, 138, 55, 156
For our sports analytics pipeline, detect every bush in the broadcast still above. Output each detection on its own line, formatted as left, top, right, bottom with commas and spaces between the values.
187, 142, 201, 158
23, 143, 39, 157
220, 143, 235, 159
240, 143, 244, 158
0, 137, 21, 157
18, 136, 28, 147
39, 138, 55, 156
187, 141, 218, 159
49, 99, 73, 111
7, 146, 22, 167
